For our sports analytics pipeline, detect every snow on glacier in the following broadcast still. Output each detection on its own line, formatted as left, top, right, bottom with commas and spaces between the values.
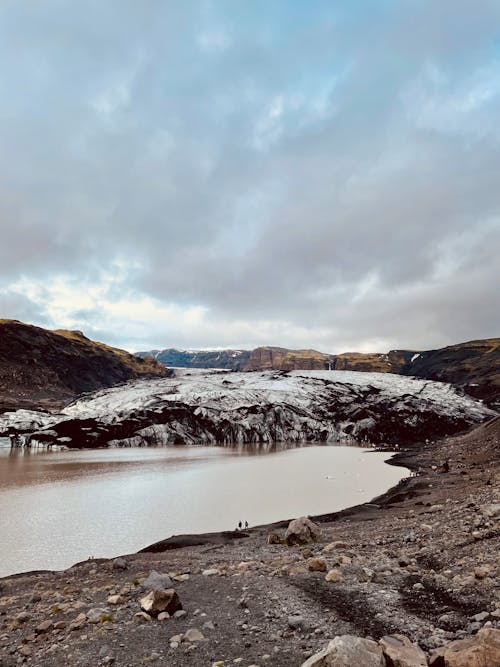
0, 369, 494, 445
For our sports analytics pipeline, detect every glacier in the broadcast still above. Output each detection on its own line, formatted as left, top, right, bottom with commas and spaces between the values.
0, 369, 495, 448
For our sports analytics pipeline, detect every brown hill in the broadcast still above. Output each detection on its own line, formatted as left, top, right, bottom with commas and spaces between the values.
0, 320, 167, 413
404, 338, 500, 408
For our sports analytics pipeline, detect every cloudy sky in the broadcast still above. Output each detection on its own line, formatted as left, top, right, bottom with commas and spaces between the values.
1, 1, 499, 353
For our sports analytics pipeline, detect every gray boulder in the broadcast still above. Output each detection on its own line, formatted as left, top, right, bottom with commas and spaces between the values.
301, 635, 385, 666
285, 516, 322, 546
142, 570, 173, 590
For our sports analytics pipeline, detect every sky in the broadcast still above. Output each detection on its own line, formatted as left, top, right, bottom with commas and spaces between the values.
0, 0, 499, 354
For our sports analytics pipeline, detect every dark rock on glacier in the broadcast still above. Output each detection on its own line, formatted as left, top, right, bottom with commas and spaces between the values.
0, 369, 494, 447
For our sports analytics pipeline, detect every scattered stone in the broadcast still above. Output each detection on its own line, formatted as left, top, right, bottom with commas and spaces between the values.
69, 612, 87, 630
308, 557, 327, 572
133, 611, 152, 623
111, 558, 128, 571
285, 517, 321, 546
203, 620, 216, 630
267, 533, 282, 545
140, 589, 182, 617
16, 612, 30, 623
325, 569, 343, 583
379, 634, 427, 667
157, 612, 170, 621
480, 504, 500, 519
107, 594, 124, 605
173, 609, 187, 620
202, 568, 221, 576
474, 565, 491, 579
143, 570, 173, 590
288, 615, 306, 631
36, 620, 53, 634
323, 541, 349, 552
87, 608, 110, 624
302, 635, 385, 666
184, 628, 205, 642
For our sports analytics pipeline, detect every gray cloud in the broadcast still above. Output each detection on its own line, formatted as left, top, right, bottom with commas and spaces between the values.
0, 0, 499, 352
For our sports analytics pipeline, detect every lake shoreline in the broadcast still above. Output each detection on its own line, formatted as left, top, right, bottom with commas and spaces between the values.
0, 417, 498, 666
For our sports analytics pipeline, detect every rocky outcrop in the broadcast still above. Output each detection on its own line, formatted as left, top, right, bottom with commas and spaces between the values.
0, 369, 494, 448
0, 320, 167, 413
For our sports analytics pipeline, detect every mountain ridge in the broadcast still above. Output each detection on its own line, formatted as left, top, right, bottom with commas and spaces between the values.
137, 339, 500, 409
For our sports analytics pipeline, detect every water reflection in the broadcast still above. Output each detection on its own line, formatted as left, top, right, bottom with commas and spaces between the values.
0, 440, 408, 577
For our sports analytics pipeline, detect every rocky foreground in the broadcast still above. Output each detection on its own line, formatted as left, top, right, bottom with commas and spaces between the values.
0, 417, 498, 666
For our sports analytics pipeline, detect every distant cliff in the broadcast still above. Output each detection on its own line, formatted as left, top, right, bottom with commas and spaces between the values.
0, 320, 167, 413
136, 348, 251, 370
137, 339, 500, 409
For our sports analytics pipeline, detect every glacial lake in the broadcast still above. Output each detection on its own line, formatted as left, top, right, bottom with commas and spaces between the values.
0, 440, 408, 577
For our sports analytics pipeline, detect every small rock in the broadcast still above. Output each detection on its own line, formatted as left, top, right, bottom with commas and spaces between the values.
69, 612, 87, 630
184, 628, 205, 642
111, 558, 128, 571
158, 612, 170, 621
307, 558, 327, 572
140, 589, 182, 617
203, 621, 216, 630
480, 504, 500, 519
87, 608, 109, 624
325, 569, 343, 583
471, 611, 489, 622
288, 615, 306, 631
133, 611, 152, 623
322, 541, 349, 552
107, 595, 124, 605
36, 620, 53, 635
16, 612, 30, 623
474, 565, 491, 579
173, 609, 187, 619
202, 569, 220, 576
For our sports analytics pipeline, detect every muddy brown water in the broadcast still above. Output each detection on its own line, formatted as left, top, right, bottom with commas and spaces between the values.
0, 440, 408, 577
